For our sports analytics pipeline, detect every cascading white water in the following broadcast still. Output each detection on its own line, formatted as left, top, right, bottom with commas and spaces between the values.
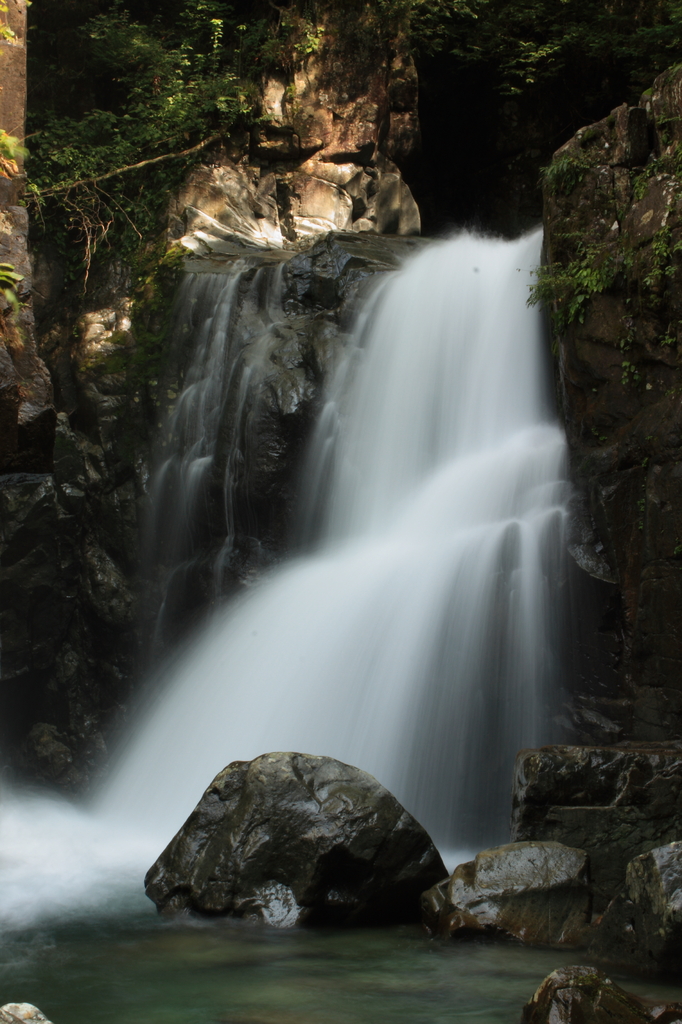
0, 230, 570, 929
148, 259, 288, 641
104, 227, 568, 839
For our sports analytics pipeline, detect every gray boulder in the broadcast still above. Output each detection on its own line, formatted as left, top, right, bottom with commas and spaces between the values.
589, 841, 682, 974
145, 751, 447, 926
422, 841, 591, 947
520, 966, 658, 1024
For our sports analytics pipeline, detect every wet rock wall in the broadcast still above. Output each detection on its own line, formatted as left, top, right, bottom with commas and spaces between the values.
543, 67, 682, 740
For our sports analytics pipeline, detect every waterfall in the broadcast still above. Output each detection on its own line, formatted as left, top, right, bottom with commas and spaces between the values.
0, 229, 570, 928
104, 228, 568, 843
147, 258, 290, 645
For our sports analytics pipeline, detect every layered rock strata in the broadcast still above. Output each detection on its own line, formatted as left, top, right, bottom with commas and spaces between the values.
511, 744, 682, 911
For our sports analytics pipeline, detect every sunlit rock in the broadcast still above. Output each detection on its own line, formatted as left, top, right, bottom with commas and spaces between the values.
144, 751, 447, 926
422, 841, 590, 947
0, 1005, 55, 1024
589, 841, 682, 974
520, 967, 657, 1024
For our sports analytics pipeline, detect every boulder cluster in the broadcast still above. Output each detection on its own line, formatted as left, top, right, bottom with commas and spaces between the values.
146, 746, 682, 983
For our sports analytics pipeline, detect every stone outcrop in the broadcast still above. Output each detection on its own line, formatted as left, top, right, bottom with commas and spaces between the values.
421, 841, 590, 947
145, 751, 447, 926
0, 2, 27, 145
511, 744, 682, 911
520, 967, 668, 1024
0, 181, 55, 476
542, 67, 682, 737
0, 1006, 54, 1024
170, 2, 420, 255
0, 1, 54, 476
589, 841, 682, 974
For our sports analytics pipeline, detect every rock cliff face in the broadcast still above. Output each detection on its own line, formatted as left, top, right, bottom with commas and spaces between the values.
543, 67, 682, 739
0, 177, 55, 477
170, 2, 420, 255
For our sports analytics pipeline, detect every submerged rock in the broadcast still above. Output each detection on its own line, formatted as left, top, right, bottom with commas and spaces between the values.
520, 967, 658, 1024
511, 744, 682, 910
0, 1006, 55, 1024
145, 751, 446, 926
422, 841, 590, 947
590, 841, 682, 974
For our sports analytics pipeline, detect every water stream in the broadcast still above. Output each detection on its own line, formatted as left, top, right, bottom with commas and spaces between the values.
101, 229, 568, 855
0, 231, 597, 1019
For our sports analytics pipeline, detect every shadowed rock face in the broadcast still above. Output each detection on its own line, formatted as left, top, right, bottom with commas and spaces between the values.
520, 966, 662, 1024
590, 841, 682, 975
511, 744, 682, 912
543, 68, 682, 737
422, 841, 590, 947
145, 751, 447, 927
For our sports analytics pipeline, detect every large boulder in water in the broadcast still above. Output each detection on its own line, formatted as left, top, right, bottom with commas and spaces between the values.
422, 841, 591, 947
144, 751, 447, 926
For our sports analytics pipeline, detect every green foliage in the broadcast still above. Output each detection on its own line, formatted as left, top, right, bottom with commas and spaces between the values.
0, 130, 28, 164
27, 0, 256, 279
25, 0, 682, 285
642, 226, 679, 290
528, 241, 619, 329
398, 0, 682, 101
541, 151, 591, 196
0, 0, 18, 41
622, 359, 642, 386
0, 262, 23, 315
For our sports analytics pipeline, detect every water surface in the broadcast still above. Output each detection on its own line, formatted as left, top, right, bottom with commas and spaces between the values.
3, 909, 681, 1024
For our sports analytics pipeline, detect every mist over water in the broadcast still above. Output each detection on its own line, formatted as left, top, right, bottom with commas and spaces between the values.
0, 230, 570, 929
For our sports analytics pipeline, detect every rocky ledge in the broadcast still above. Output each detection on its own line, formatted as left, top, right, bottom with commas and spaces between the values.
422, 841, 591, 947
511, 743, 682, 910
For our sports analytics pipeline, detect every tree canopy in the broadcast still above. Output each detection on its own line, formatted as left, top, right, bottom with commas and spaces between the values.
25, 0, 682, 272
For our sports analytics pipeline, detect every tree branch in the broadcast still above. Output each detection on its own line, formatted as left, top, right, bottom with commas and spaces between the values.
40, 134, 222, 196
